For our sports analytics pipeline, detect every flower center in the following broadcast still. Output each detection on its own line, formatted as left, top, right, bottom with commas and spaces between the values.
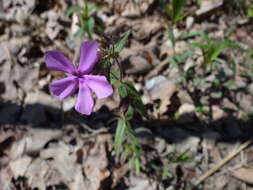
75, 71, 85, 78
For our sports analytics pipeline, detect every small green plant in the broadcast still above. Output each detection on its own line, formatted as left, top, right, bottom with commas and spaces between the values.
165, 0, 203, 55
167, 148, 196, 163
100, 31, 147, 173
188, 33, 238, 65
67, 0, 97, 39
149, 149, 196, 180
164, 0, 187, 52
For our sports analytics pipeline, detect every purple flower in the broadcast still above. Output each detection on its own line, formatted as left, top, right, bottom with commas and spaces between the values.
45, 41, 113, 115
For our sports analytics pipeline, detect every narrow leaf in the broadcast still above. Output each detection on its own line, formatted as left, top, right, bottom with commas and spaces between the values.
85, 17, 95, 40
114, 30, 131, 54
168, 28, 176, 48
118, 83, 128, 98
125, 106, 134, 120
175, 50, 195, 63
114, 117, 127, 155
66, 5, 82, 16
134, 158, 141, 174
172, 0, 186, 23
177, 30, 204, 41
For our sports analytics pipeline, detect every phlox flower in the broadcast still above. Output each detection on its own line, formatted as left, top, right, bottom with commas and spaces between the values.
45, 41, 113, 115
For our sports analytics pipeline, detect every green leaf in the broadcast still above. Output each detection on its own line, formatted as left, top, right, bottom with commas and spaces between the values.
175, 50, 195, 63
168, 28, 176, 48
188, 33, 238, 64
114, 30, 131, 54
114, 117, 127, 155
125, 106, 134, 121
207, 40, 238, 63
212, 79, 220, 85
123, 81, 139, 96
167, 148, 196, 163
162, 168, 172, 180
118, 83, 128, 98
187, 42, 206, 49
134, 157, 141, 174
248, 8, 253, 17
192, 78, 203, 87
177, 30, 204, 41
110, 69, 120, 84
244, 71, 253, 77
223, 80, 235, 88
176, 150, 196, 163
122, 144, 132, 157
129, 157, 135, 169
167, 57, 178, 67
167, 50, 194, 69
85, 17, 95, 40
123, 81, 148, 118
133, 97, 148, 118
66, 5, 82, 16
172, 0, 186, 23
195, 106, 208, 113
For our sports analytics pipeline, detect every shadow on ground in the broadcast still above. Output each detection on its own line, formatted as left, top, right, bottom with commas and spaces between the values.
1, 100, 253, 144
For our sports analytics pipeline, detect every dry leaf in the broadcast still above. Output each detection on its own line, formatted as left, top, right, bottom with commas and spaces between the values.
231, 167, 253, 184
25, 158, 49, 189
196, 0, 223, 16
9, 155, 32, 178
9, 129, 62, 160
0, 166, 15, 190
84, 134, 110, 190
148, 79, 177, 114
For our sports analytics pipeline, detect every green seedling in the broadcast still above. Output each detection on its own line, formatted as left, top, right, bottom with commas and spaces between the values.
149, 148, 196, 180
188, 33, 238, 65
167, 148, 196, 163
67, 0, 97, 39
165, 0, 189, 51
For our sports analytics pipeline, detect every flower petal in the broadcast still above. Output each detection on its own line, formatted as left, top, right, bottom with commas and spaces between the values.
75, 79, 94, 115
50, 76, 78, 100
85, 75, 113, 99
78, 41, 98, 74
45, 50, 76, 74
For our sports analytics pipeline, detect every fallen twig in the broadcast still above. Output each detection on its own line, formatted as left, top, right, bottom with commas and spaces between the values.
195, 140, 252, 186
